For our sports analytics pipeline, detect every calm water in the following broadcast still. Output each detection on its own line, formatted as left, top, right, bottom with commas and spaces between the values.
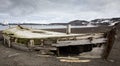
0, 25, 96, 30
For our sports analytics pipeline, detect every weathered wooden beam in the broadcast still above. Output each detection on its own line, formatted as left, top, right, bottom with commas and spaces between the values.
3, 38, 6, 45
66, 24, 71, 34
15, 38, 18, 43
57, 48, 60, 56
55, 39, 59, 43
29, 39, 35, 47
28, 39, 35, 50
11, 42, 29, 51
7, 39, 11, 48
52, 38, 107, 47
40, 39, 44, 46
3, 35, 11, 47
34, 46, 57, 50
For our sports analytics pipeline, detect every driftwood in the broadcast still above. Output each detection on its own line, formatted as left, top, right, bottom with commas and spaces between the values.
52, 38, 107, 47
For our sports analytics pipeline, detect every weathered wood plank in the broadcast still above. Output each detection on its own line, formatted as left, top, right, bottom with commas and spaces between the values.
34, 47, 57, 50
11, 42, 29, 51
52, 38, 107, 47
66, 24, 71, 34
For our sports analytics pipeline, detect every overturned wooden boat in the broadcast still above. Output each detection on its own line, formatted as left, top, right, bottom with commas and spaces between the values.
2, 25, 117, 59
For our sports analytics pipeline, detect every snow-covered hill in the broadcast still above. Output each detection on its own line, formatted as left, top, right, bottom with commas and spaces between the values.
91, 17, 120, 26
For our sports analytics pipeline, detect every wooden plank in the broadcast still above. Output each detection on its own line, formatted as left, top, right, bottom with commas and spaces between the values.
7, 39, 11, 47
66, 24, 71, 34
11, 42, 29, 51
52, 38, 107, 47
15, 38, 18, 43
34, 47, 57, 50
3, 35, 11, 47
57, 48, 60, 56
3, 38, 6, 45
29, 39, 35, 47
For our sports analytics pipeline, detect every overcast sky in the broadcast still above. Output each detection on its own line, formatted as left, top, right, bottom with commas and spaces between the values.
0, 0, 120, 24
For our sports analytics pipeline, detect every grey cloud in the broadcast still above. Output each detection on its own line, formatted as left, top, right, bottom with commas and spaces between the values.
0, 0, 118, 16
0, 0, 120, 23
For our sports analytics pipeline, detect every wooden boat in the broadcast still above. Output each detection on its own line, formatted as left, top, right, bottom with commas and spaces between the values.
2, 24, 117, 59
